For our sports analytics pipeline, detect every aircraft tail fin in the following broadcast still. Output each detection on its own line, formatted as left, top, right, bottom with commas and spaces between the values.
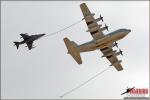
64, 37, 82, 64
13, 42, 20, 49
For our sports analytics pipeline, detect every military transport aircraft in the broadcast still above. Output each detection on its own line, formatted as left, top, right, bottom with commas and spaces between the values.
14, 33, 45, 50
64, 3, 131, 71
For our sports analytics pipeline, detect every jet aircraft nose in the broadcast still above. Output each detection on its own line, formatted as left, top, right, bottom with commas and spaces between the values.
41, 33, 46, 36
38, 33, 46, 37
126, 29, 131, 33
36, 33, 46, 39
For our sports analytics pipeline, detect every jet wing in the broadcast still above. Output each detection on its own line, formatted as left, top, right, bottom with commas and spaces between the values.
20, 33, 30, 40
80, 3, 104, 40
26, 42, 33, 50
100, 47, 123, 71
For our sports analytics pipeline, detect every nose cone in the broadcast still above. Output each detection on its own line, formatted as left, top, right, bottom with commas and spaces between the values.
35, 33, 46, 39
41, 33, 46, 36
38, 33, 46, 37
124, 29, 131, 36
126, 29, 131, 34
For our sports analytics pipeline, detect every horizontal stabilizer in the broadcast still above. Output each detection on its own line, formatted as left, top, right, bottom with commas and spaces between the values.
64, 38, 82, 64
13, 42, 20, 49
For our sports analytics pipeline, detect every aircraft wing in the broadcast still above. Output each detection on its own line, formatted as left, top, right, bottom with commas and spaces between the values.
20, 33, 30, 40
100, 47, 123, 71
26, 42, 33, 50
80, 3, 104, 40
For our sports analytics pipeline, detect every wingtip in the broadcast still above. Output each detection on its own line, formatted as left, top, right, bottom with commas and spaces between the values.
117, 68, 123, 71
80, 3, 86, 7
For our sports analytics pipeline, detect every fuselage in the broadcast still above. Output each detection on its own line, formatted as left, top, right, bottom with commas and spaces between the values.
77, 29, 130, 52
18, 34, 45, 45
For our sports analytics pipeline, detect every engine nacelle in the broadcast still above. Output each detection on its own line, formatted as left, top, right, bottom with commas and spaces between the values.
116, 52, 121, 56
102, 51, 122, 57
101, 27, 107, 31
101, 50, 117, 57
86, 24, 102, 32
96, 18, 101, 22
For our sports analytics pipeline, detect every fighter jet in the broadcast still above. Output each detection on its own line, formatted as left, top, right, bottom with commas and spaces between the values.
14, 33, 45, 50
121, 87, 135, 95
63, 3, 131, 71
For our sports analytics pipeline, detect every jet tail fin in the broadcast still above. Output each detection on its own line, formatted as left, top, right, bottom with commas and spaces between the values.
13, 42, 20, 49
64, 37, 82, 64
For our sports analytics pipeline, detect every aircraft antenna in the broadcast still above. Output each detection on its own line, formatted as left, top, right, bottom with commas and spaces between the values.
60, 66, 112, 98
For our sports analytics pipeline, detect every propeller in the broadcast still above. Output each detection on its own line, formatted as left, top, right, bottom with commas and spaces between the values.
104, 24, 109, 31
114, 42, 118, 48
100, 14, 103, 22
119, 49, 123, 56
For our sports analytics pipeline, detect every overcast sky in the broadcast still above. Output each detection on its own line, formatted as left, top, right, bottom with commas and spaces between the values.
1, 1, 149, 99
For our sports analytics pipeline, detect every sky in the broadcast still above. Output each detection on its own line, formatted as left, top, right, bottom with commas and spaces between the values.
1, 1, 149, 99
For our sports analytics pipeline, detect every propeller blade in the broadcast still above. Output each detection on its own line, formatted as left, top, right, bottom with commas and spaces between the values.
105, 24, 109, 31
101, 18, 103, 22
119, 49, 123, 56
113, 42, 118, 48
100, 14, 103, 22
115, 42, 118, 48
